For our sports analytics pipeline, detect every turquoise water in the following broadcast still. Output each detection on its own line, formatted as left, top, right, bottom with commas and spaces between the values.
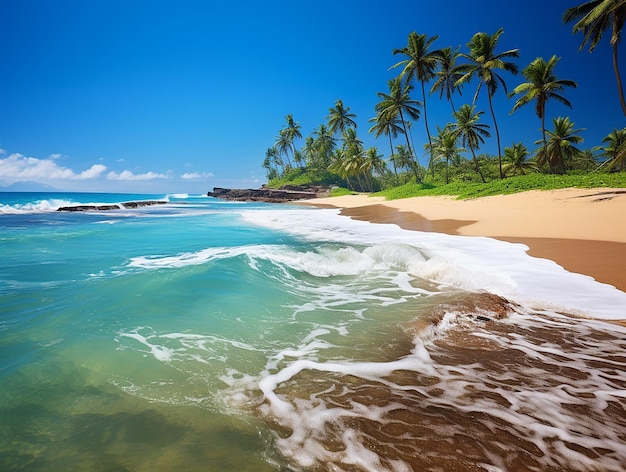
1, 192, 626, 471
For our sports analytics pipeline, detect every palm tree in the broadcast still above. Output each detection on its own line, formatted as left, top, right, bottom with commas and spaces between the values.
362, 147, 386, 191
327, 99, 357, 136
301, 136, 316, 168
275, 129, 293, 169
535, 117, 585, 174
375, 77, 422, 175
451, 104, 491, 182
391, 32, 441, 167
285, 114, 302, 147
431, 46, 465, 113
502, 142, 536, 176
327, 149, 352, 188
368, 112, 403, 183
457, 28, 519, 179
266, 146, 284, 174
391, 144, 417, 176
574, 149, 599, 171
312, 124, 336, 169
510, 56, 577, 153
597, 127, 626, 171
563, 1, 626, 116
429, 125, 464, 184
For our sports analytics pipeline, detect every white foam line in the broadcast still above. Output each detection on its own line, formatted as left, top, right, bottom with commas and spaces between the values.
240, 207, 626, 320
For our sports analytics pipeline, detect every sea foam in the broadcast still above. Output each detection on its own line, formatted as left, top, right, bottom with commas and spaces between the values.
240, 206, 626, 320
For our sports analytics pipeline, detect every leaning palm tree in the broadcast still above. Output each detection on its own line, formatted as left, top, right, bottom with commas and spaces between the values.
431, 46, 465, 113
457, 28, 519, 179
375, 77, 422, 168
596, 127, 626, 171
535, 117, 585, 174
391, 32, 441, 166
451, 104, 491, 183
563, 1, 626, 116
510, 55, 577, 153
327, 99, 357, 136
502, 142, 537, 176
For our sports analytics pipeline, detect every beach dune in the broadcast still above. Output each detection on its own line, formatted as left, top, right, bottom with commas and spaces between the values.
304, 188, 626, 293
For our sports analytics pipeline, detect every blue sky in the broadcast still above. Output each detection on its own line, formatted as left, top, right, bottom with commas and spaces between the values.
1, 0, 623, 193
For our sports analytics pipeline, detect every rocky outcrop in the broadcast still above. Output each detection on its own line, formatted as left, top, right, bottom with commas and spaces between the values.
207, 185, 331, 203
57, 200, 167, 212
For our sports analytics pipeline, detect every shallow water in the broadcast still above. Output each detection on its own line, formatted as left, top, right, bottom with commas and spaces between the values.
1, 192, 625, 471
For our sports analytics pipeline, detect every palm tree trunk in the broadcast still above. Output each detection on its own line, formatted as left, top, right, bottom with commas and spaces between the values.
541, 111, 547, 156
387, 135, 399, 184
488, 93, 504, 179
613, 41, 626, 117
470, 148, 486, 183
421, 81, 435, 177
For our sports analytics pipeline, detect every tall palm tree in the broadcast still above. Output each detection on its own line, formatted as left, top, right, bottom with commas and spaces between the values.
391, 32, 441, 167
327, 99, 357, 136
375, 77, 422, 174
431, 46, 465, 113
563, 1, 626, 116
535, 117, 585, 174
502, 143, 536, 176
597, 127, 626, 170
451, 104, 491, 182
510, 55, 577, 153
457, 28, 519, 179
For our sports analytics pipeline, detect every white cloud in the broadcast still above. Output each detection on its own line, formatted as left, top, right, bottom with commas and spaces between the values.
0, 152, 107, 182
78, 164, 107, 179
181, 171, 214, 179
107, 170, 170, 181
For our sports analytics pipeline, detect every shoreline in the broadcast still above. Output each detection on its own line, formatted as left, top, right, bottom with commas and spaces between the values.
300, 188, 626, 299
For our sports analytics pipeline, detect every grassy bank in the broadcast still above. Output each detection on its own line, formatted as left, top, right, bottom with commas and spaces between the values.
373, 173, 626, 200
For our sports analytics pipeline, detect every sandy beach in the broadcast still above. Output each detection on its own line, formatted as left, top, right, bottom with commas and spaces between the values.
303, 188, 626, 295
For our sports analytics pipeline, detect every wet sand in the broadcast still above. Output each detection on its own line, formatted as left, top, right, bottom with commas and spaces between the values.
302, 189, 626, 295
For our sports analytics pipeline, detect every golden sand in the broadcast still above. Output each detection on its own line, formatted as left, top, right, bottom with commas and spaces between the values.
301, 188, 626, 292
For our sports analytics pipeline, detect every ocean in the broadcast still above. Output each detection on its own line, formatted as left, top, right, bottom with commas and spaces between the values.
1, 191, 625, 471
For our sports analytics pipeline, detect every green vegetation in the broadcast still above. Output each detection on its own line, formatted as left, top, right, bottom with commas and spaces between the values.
264, 2, 626, 199
376, 172, 626, 200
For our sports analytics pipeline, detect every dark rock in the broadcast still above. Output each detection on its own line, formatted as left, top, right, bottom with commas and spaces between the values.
207, 185, 331, 203
57, 200, 167, 212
